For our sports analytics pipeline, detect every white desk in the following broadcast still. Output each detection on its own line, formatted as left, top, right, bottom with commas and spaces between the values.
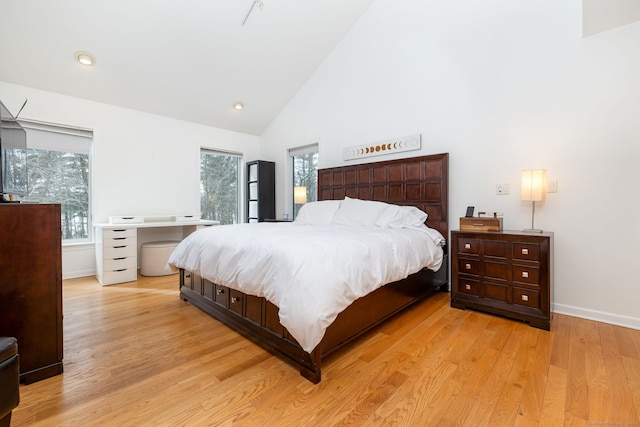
94, 218, 218, 286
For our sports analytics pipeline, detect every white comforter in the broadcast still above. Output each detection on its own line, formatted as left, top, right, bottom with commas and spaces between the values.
168, 222, 444, 352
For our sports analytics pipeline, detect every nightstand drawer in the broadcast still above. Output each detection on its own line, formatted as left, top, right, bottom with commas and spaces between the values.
458, 238, 481, 255
512, 265, 539, 286
512, 243, 540, 261
458, 278, 480, 296
484, 261, 508, 281
484, 240, 507, 258
484, 283, 508, 302
512, 287, 540, 309
458, 258, 480, 275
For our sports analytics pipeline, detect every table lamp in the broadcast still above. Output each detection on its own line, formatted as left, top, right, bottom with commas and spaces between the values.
521, 169, 546, 233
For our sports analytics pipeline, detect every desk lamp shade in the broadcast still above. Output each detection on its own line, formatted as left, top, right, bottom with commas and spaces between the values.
294, 186, 307, 204
521, 169, 546, 232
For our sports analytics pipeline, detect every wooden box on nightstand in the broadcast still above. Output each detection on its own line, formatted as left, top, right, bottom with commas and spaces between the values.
450, 229, 554, 330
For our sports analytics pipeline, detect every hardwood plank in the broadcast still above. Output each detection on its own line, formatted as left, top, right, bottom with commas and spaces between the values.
9, 275, 640, 426
565, 316, 590, 422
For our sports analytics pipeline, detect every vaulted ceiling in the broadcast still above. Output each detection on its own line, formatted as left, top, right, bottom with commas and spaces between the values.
0, 0, 375, 135
1, 1, 638, 136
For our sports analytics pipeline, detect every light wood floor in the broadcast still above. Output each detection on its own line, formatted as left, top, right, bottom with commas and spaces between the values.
11, 275, 640, 426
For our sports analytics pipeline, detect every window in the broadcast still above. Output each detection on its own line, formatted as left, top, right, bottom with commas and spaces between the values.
289, 143, 319, 218
200, 149, 241, 225
17, 121, 92, 242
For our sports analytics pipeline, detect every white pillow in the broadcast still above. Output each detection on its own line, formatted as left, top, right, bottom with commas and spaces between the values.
294, 200, 341, 225
376, 204, 428, 228
331, 197, 390, 227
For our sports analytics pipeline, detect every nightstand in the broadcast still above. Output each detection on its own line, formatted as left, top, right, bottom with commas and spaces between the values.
450, 230, 554, 330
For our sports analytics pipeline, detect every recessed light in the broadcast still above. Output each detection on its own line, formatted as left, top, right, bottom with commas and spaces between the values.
74, 51, 95, 66
233, 102, 244, 110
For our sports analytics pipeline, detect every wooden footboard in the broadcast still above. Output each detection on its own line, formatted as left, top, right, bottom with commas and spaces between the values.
179, 256, 447, 383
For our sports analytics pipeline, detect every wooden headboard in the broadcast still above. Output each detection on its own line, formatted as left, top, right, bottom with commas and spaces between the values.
317, 153, 449, 239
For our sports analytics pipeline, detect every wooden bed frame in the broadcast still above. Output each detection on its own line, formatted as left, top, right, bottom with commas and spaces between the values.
179, 152, 449, 383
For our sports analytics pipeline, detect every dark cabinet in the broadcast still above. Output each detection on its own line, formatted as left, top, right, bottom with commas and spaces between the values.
451, 230, 553, 330
0, 203, 63, 383
246, 160, 275, 223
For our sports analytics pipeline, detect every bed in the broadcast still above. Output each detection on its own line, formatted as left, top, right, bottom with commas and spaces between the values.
172, 153, 449, 383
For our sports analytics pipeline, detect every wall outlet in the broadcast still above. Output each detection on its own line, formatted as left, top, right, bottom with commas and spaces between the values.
496, 183, 510, 195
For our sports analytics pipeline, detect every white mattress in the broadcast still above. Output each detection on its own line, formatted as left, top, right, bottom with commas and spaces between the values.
169, 222, 444, 352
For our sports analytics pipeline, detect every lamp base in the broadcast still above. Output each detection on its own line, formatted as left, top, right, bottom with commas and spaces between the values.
522, 228, 544, 233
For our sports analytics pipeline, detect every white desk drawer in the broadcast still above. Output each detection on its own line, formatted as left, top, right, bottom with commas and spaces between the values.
104, 257, 136, 271
109, 216, 144, 224
103, 268, 137, 285
103, 243, 136, 259
104, 236, 135, 248
103, 228, 136, 239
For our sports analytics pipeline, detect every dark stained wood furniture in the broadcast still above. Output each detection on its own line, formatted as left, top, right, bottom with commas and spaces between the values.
179, 153, 449, 382
0, 203, 63, 383
246, 160, 275, 223
450, 229, 553, 330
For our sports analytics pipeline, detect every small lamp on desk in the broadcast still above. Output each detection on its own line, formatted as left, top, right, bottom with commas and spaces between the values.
521, 169, 546, 233
293, 186, 307, 219
294, 186, 307, 205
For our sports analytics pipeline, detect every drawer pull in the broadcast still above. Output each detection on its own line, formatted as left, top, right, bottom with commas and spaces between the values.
113, 245, 127, 249
115, 269, 126, 272
465, 284, 471, 290
216, 289, 224, 295
522, 271, 529, 278
464, 243, 471, 249
522, 248, 529, 255
113, 257, 126, 260
465, 263, 471, 270
521, 294, 529, 302
231, 297, 240, 304
113, 237, 126, 240
113, 229, 127, 232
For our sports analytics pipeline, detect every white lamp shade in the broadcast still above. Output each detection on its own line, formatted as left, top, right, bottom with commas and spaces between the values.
294, 186, 307, 204
521, 169, 546, 202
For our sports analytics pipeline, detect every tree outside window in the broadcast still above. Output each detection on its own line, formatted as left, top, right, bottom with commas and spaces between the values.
23, 149, 90, 240
200, 150, 241, 225
14, 125, 92, 242
291, 146, 318, 218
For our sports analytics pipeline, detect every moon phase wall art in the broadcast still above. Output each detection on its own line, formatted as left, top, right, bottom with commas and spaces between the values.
342, 134, 421, 161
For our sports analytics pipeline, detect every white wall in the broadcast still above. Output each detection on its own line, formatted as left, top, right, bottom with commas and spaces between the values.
1, 82, 261, 279
261, 0, 640, 329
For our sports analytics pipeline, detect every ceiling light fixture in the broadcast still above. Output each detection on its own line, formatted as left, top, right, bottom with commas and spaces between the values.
74, 51, 96, 66
233, 102, 244, 110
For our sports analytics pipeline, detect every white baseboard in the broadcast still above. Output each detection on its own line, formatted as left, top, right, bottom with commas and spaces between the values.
553, 303, 640, 331
63, 269, 95, 280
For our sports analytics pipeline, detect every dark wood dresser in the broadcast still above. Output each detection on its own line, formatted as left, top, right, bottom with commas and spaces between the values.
450, 229, 553, 330
0, 203, 63, 383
